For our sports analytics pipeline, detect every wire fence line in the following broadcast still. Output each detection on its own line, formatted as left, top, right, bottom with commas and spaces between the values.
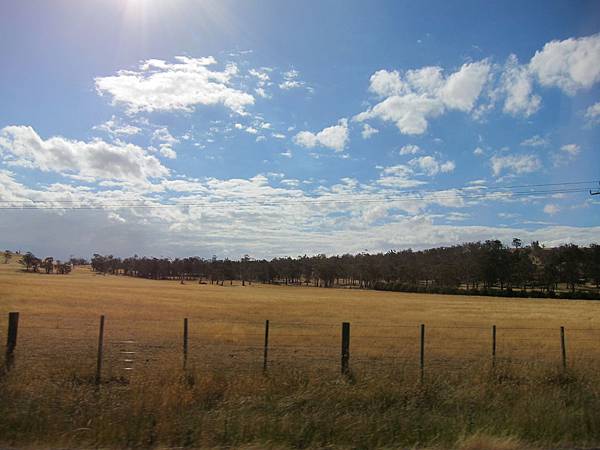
2, 312, 600, 383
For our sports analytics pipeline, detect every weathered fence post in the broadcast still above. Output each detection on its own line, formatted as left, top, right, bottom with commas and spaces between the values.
341, 322, 350, 376
263, 319, 269, 373
420, 324, 425, 383
560, 326, 567, 370
5, 312, 19, 370
95, 315, 105, 385
183, 318, 189, 371
492, 325, 497, 368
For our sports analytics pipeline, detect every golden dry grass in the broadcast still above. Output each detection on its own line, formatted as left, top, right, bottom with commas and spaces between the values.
2, 255, 600, 449
2, 254, 600, 373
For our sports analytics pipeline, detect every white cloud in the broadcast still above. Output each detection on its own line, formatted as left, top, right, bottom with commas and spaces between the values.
356, 60, 490, 135
440, 160, 456, 173
94, 116, 141, 136
0, 125, 169, 183
399, 144, 421, 155
439, 61, 491, 111
248, 68, 270, 82
490, 153, 542, 177
152, 127, 179, 145
1, 167, 599, 259
520, 135, 548, 147
255, 87, 270, 98
529, 33, 600, 94
552, 143, 581, 166
151, 127, 178, 159
361, 124, 379, 139
377, 164, 426, 188
279, 69, 308, 90
561, 143, 580, 156
473, 147, 484, 156
501, 54, 541, 116
355, 93, 444, 135
158, 145, 177, 159
409, 155, 455, 176
279, 80, 303, 90
368, 70, 406, 97
544, 203, 560, 215
95, 56, 254, 115
294, 119, 349, 152
272, 133, 286, 139
584, 102, 600, 125
245, 127, 258, 134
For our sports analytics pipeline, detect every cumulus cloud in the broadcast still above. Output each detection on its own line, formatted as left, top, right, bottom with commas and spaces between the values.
501, 54, 541, 116
409, 155, 455, 176
95, 56, 254, 115
544, 203, 560, 215
439, 61, 492, 111
473, 147, 484, 156
249, 68, 272, 98
294, 119, 349, 152
1, 165, 598, 259
0, 125, 169, 183
152, 127, 179, 145
361, 123, 379, 139
490, 153, 541, 177
584, 101, 600, 126
500, 34, 600, 117
377, 164, 426, 188
94, 116, 141, 136
356, 60, 490, 134
520, 135, 548, 147
399, 144, 421, 155
279, 69, 309, 90
151, 127, 179, 160
529, 33, 600, 94
561, 143, 580, 156
552, 143, 581, 166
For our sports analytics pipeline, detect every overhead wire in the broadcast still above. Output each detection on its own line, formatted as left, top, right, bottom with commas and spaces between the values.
0, 180, 596, 210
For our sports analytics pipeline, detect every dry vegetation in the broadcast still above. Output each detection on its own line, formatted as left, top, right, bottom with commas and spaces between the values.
1, 254, 600, 449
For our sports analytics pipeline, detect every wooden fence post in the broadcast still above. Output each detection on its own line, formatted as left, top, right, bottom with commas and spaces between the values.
5, 312, 19, 370
420, 324, 425, 383
560, 326, 566, 370
263, 319, 269, 373
95, 315, 105, 385
183, 318, 189, 371
492, 325, 496, 368
341, 322, 350, 376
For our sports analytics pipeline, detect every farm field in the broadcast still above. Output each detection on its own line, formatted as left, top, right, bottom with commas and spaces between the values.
1, 256, 600, 449
2, 255, 600, 369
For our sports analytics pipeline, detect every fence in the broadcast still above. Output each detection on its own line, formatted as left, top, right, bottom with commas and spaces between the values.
2, 311, 600, 384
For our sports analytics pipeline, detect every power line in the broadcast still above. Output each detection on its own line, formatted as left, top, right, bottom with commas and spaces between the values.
0, 182, 596, 210
0, 180, 595, 205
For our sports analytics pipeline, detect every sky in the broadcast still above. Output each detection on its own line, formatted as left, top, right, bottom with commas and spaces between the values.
0, 0, 599, 260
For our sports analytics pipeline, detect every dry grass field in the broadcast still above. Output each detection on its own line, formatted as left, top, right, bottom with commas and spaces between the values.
1, 254, 600, 449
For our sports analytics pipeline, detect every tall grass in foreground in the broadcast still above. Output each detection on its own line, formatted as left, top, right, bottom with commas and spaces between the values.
1, 362, 599, 449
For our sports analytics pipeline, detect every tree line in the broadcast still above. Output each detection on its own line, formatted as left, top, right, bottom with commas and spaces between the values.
17, 251, 73, 275
89, 240, 600, 299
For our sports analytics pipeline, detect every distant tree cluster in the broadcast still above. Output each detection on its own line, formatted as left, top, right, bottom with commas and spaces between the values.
90, 240, 600, 299
19, 252, 73, 275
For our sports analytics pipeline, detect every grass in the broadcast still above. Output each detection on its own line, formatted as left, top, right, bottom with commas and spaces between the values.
2, 254, 600, 449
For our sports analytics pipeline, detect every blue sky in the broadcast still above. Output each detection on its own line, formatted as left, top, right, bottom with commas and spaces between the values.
0, 0, 599, 259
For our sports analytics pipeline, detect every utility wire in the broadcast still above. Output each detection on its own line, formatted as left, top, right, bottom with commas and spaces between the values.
0, 180, 595, 204
0, 181, 596, 210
